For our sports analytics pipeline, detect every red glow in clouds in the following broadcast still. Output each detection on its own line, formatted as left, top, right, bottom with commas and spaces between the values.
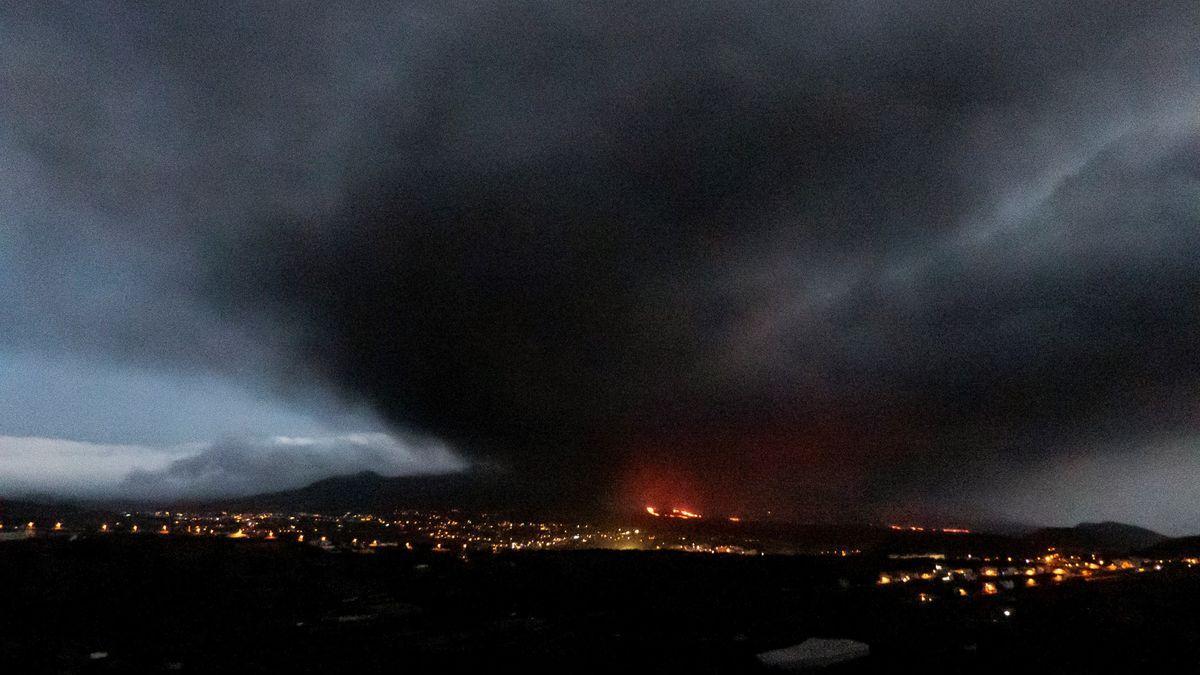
615, 423, 878, 523
621, 456, 706, 517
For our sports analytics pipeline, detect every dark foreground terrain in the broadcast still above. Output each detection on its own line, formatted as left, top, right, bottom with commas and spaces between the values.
4, 537, 1200, 673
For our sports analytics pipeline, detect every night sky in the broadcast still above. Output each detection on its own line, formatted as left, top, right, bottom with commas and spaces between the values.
2, 2, 1198, 532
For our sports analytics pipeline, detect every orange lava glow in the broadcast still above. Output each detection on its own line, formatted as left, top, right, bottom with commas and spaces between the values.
889, 523, 971, 534
644, 505, 702, 519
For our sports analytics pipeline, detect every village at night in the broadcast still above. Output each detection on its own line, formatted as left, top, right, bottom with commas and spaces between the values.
7, 492, 1200, 670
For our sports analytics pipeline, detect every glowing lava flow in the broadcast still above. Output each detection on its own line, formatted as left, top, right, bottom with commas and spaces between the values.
888, 524, 971, 534
644, 506, 702, 520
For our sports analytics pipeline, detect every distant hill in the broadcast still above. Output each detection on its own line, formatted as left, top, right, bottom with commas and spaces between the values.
7, 478, 1186, 560
147, 474, 1188, 557
1140, 535, 1200, 558
0, 498, 89, 521
1024, 521, 1166, 553
198, 470, 572, 518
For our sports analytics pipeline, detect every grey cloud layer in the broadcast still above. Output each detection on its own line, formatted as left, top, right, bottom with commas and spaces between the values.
0, 433, 462, 500
2, 2, 1199, 527
118, 433, 464, 500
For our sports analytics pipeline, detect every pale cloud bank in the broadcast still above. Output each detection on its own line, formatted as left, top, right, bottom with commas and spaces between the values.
0, 433, 465, 501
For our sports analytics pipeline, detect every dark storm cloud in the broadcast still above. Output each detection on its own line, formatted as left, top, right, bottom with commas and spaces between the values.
4, 2, 1199, 527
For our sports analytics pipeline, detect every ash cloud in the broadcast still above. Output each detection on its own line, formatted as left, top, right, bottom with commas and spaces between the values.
3, 2, 1200, 526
